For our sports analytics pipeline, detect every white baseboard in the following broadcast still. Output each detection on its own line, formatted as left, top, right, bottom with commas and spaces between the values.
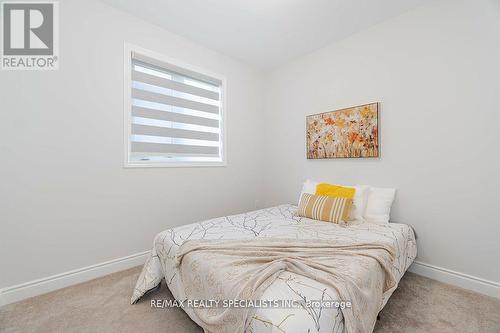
409, 260, 500, 299
0, 250, 150, 307
2, 254, 499, 307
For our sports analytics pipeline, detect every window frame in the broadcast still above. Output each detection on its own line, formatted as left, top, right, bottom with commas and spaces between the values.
123, 43, 227, 168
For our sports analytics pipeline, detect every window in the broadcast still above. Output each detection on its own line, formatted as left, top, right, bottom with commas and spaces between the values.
124, 44, 226, 167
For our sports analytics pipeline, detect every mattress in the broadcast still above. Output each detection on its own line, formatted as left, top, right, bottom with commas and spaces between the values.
132, 204, 417, 332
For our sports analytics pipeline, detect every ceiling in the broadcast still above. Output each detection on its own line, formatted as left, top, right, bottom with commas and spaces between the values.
101, 0, 431, 69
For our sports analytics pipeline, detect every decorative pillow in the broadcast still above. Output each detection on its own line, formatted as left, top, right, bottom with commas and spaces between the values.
298, 180, 368, 222
298, 193, 352, 224
363, 187, 396, 224
315, 183, 356, 199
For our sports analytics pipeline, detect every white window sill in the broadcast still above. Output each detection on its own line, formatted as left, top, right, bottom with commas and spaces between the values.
124, 161, 227, 168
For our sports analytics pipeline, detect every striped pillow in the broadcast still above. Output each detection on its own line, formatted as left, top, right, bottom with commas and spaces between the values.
298, 193, 352, 224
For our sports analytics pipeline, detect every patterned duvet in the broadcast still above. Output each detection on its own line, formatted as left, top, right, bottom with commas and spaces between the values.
132, 204, 417, 333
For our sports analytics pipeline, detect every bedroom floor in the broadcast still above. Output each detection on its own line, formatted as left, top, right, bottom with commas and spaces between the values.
1, 268, 499, 333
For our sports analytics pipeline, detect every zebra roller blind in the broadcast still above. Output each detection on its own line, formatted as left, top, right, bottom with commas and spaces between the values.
127, 50, 224, 166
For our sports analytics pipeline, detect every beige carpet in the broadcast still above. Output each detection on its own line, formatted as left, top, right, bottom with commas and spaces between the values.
1, 267, 499, 333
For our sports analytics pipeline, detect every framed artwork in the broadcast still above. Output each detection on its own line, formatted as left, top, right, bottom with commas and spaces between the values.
306, 103, 379, 159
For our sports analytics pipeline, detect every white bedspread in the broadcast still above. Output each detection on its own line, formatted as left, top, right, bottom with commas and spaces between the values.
132, 204, 417, 333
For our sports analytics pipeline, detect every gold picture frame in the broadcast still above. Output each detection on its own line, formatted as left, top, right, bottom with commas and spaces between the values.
306, 103, 379, 159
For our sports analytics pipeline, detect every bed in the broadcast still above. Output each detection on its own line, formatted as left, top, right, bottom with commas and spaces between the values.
132, 204, 417, 333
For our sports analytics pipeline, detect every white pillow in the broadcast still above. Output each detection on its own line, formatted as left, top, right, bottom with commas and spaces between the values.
298, 179, 318, 204
298, 180, 369, 222
363, 187, 396, 224
346, 185, 369, 222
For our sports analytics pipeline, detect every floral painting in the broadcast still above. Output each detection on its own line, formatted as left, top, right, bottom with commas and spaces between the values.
306, 103, 379, 159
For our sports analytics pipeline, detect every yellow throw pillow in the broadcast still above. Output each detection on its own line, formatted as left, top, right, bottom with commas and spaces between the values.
315, 183, 356, 199
298, 193, 352, 224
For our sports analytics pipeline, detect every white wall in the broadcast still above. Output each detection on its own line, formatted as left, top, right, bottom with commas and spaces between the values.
262, 0, 500, 283
0, 0, 264, 288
